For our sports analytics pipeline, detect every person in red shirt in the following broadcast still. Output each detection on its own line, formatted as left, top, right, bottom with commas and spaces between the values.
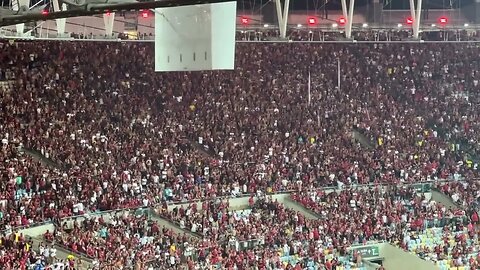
325, 259, 332, 270
471, 211, 479, 225
248, 195, 255, 207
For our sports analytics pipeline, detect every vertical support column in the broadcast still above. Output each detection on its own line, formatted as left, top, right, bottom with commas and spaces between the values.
281, 0, 290, 39
103, 12, 115, 37
341, 0, 355, 39
409, 0, 416, 22
341, 0, 348, 23
346, 0, 355, 39
413, 0, 422, 39
274, 0, 284, 37
12, 0, 29, 36
274, 0, 290, 39
368, 0, 382, 24
53, 0, 67, 36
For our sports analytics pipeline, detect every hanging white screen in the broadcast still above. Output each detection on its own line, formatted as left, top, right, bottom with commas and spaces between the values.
154, 1, 236, 72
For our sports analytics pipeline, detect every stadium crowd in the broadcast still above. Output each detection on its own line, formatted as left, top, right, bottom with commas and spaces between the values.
1, 40, 480, 268
236, 29, 480, 42
293, 186, 480, 269
158, 196, 365, 269
438, 180, 480, 215
0, 230, 75, 270
44, 212, 197, 269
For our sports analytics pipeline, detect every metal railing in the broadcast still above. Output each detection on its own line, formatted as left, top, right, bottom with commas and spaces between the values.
2, 28, 480, 42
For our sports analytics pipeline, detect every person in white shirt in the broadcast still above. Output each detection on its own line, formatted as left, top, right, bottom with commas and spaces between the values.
43, 246, 49, 258
39, 244, 45, 256
451, 193, 459, 203
50, 246, 57, 259
43, 247, 50, 264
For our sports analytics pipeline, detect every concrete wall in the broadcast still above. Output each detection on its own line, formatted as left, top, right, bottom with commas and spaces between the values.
166, 193, 291, 211
21, 223, 55, 237
431, 190, 460, 209
382, 244, 439, 270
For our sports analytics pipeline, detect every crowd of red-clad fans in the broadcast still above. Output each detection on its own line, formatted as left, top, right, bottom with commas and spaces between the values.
0, 229, 79, 270
43, 211, 197, 269
293, 186, 480, 269
439, 181, 480, 211
0, 231, 35, 269
0, 40, 480, 268
158, 196, 369, 269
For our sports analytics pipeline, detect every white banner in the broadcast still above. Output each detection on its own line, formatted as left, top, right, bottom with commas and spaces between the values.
154, 1, 236, 72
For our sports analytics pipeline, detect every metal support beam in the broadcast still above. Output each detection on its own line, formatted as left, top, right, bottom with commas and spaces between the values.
341, 0, 355, 39
274, 0, 284, 37
103, 12, 115, 37
346, 0, 354, 39
0, 0, 234, 27
12, 0, 29, 36
281, 0, 290, 39
409, 0, 416, 22
341, 0, 348, 23
274, 0, 290, 39
53, 0, 67, 36
410, 0, 422, 39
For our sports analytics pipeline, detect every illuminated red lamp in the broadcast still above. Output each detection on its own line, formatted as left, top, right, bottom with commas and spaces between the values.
406, 17, 413, 25
308, 17, 317, 26
438, 16, 448, 25
241, 17, 249, 25
105, 10, 111, 16
338, 17, 346, 25
141, 10, 149, 18
41, 9, 48, 15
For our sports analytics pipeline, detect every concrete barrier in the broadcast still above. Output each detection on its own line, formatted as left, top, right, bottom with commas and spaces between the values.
431, 189, 460, 209
382, 243, 439, 270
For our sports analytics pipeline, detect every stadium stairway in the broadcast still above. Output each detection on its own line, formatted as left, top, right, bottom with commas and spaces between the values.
185, 138, 218, 158
283, 197, 321, 220
18, 146, 66, 171
149, 210, 203, 239
351, 128, 375, 149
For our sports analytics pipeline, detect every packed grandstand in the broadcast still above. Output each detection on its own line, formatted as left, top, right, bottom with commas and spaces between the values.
0, 40, 479, 270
